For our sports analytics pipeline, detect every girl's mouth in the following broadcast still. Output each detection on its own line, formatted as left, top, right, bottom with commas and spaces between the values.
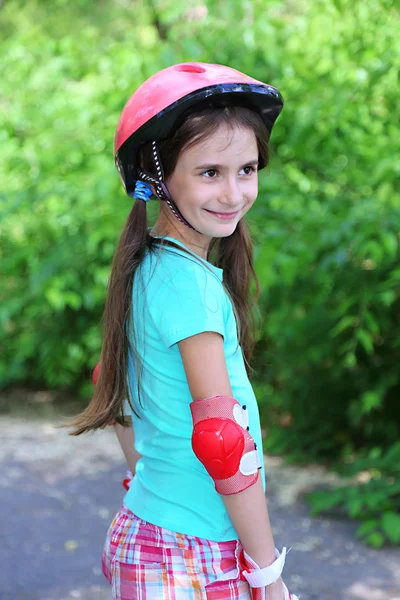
205, 209, 240, 220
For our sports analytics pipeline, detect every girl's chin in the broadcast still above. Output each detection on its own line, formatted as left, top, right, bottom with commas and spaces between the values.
199, 223, 239, 239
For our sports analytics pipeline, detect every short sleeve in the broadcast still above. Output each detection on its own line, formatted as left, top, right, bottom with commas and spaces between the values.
149, 264, 225, 348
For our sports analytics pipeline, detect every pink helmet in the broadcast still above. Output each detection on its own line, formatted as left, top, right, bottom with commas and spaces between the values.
114, 62, 283, 198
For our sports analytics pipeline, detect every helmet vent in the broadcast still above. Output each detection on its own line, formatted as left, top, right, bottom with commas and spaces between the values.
174, 64, 206, 74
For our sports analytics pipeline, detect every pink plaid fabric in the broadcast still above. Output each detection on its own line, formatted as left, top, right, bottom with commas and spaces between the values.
102, 504, 252, 599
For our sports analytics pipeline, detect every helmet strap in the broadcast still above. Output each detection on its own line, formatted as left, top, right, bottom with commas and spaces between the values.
137, 142, 196, 231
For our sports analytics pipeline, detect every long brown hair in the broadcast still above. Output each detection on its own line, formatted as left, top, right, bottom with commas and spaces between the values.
67, 105, 269, 435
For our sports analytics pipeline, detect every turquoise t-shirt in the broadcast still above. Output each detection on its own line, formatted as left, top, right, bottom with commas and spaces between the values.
123, 235, 266, 542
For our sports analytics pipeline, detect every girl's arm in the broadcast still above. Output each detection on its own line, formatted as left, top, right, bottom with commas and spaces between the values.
92, 364, 141, 477
178, 331, 284, 599
114, 421, 142, 475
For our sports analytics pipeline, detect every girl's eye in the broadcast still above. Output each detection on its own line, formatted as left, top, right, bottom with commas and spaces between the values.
203, 169, 218, 178
242, 166, 256, 175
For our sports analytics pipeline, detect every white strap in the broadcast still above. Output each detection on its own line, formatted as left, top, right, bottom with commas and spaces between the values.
233, 403, 249, 429
240, 449, 262, 476
242, 547, 287, 588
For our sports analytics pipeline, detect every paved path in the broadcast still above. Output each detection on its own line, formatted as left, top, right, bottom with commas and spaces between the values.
0, 415, 399, 599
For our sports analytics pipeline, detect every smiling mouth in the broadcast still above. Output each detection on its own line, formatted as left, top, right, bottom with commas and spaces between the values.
205, 209, 241, 217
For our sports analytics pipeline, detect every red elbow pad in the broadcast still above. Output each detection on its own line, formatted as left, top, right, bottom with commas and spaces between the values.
190, 395, 261, 495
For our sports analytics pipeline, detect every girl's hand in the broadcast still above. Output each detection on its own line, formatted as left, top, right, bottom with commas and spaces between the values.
251, 579, 298, 600
240, 550, 299, 600
122, 470, 134, 490
282, 581, 299, 600
264, 578, 284, 600
247, 580, 299, 600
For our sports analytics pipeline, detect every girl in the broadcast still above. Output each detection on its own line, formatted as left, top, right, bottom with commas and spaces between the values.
68, 62, 299, 600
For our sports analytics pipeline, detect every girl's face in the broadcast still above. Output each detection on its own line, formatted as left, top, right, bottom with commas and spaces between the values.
165, 123, 259, 241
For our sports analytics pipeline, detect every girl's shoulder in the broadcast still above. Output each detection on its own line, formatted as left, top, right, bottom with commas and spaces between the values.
137, 245, 228, 346
141, 242, 223, 289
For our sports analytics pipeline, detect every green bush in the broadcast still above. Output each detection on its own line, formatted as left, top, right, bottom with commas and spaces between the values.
0, 0, 159, 392
1, 0, 399, 544
307, 443, 400, 548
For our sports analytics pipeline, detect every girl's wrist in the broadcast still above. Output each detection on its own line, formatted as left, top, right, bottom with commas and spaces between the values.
265, 579, 284, 600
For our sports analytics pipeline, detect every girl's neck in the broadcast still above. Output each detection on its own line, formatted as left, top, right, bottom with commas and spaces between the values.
151, 220, 211, 260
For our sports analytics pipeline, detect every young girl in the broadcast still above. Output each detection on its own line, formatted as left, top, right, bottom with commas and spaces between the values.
69, 62, 299, 600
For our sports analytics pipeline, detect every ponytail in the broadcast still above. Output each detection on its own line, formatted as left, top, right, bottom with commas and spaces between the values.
67, 200, 151, 435
213, 219, 260, 376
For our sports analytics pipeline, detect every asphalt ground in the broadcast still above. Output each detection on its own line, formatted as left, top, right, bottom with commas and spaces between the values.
0, 413, 399, 600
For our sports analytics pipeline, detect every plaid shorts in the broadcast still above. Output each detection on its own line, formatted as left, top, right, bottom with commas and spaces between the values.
102, 504, 252, 599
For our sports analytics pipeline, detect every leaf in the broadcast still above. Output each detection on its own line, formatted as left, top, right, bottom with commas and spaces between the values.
383, 442, 400, 464
360, 390, 382, 415
44, 287, 65, 311
364, 490, 389, 512
344, 352, 357, 368
379, 290, 396, 307
364, 310, 379, 335
380, 232, 398, 260
330, 315, 357, 338
365, 531, 385, 548
356, 329, 374, 354
360, 240, 384, 264
381, 512, 400, 544
356, 519, 379, 538
307, 489, 343, 515
347, 495, 364, 518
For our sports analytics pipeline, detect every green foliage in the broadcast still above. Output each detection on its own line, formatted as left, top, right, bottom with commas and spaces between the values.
307, 443, 400, 547
249, 0, 400, 487
0, 0, 160, 390
1, 0, 399, 544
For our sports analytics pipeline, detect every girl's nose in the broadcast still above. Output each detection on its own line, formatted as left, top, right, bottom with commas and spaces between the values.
221, 176, 242, 206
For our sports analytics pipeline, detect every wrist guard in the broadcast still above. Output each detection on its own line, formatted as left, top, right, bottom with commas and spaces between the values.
240, 547, 299, 600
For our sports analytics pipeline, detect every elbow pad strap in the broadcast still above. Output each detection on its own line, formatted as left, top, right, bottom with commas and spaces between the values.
190, 395, 262, 495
